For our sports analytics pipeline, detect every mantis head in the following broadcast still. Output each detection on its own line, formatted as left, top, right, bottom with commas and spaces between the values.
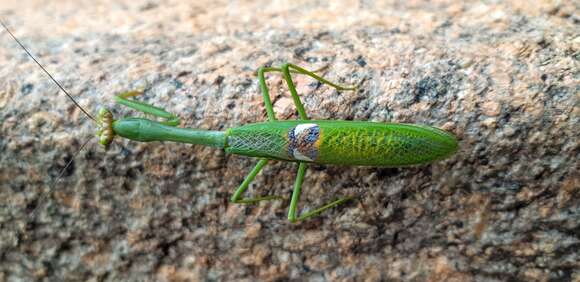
96, 108, 116, 149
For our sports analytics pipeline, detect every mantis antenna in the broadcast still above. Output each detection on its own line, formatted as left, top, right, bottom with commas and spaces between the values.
28, 137, 93, 218
0, 19, 96, 122
1, 19, 98, 219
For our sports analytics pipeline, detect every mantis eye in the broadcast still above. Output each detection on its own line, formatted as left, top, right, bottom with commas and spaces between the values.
96, 108, 115, 148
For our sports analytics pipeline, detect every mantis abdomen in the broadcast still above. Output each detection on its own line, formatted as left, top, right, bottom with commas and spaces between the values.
226, 120, 458, 166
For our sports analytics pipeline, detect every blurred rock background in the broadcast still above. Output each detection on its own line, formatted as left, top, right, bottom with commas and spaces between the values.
0, 0, 578, 281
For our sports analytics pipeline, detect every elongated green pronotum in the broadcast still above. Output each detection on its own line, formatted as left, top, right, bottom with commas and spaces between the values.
2, 21, 458, 222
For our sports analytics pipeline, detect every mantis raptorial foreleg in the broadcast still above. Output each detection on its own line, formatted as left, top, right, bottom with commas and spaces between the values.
114, 90, 180, 126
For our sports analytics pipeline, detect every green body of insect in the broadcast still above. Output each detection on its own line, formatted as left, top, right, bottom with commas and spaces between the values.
1, 20, 458, 223
97, 64, 458, 222
113, 118, 457, 167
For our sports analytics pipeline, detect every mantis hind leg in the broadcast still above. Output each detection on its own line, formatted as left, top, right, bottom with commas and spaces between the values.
287, 162, 354, 223
230, 159, 284, 204
114, 90, 180, 126
259, 63, 358, 121
258, 68, 277, 121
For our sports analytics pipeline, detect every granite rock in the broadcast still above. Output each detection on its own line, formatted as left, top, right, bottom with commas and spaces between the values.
0, 0, 578, 281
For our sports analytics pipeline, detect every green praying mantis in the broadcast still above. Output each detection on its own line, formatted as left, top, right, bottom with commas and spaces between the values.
2, 21, 458, 223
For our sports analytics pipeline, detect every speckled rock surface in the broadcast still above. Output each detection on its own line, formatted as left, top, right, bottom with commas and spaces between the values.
1, 1, 578, 281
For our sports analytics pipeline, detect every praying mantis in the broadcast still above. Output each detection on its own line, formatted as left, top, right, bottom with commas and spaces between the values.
2, 21, 458, 223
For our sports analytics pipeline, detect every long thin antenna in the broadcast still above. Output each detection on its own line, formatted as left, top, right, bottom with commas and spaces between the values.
0, 19, 97, 123
28, 137, 93, 219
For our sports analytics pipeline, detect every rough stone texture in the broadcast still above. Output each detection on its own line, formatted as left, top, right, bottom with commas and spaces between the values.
0, 0, 578, 281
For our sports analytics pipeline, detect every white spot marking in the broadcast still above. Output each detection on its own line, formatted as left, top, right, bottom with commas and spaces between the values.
293, 123, 318, 136
293, 149, 313, 161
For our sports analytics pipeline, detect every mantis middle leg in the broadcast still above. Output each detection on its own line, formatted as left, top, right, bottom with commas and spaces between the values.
255, 64, 357, 221
259, 63, 358, 120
